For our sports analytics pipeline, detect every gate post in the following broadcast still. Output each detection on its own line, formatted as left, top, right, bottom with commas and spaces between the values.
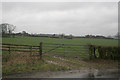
39, 42, 42, 59
93, 47, 96, 58
30, 46, 32, 56
89, 45, 93, 60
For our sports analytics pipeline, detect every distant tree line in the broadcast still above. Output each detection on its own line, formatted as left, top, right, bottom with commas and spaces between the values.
0, 23, 119, 40
13, 31, 118, 40
84, 35, 113, 39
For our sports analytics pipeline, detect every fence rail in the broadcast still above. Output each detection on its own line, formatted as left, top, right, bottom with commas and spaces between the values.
43, 42, 88, 46
1, 43, 39, 47
42, 43, 89, 59
1, 43, 43, 59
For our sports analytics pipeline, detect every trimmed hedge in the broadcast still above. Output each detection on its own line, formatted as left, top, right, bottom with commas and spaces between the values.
89, 45, 120, 60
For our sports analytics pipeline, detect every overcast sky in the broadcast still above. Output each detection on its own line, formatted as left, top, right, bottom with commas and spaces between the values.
2, 2, 118, 36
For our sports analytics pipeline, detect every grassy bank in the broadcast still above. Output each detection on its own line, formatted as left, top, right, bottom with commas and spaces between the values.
2, 52, 69, 75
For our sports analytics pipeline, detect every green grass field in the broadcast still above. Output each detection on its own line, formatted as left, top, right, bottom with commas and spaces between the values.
2, 35, 118, 59
2, 35, 118, 46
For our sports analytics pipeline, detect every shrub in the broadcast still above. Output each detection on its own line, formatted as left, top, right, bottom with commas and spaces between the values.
89, 45, 119, 60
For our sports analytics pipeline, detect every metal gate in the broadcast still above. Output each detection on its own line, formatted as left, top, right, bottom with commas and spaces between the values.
42, 43, 89, 59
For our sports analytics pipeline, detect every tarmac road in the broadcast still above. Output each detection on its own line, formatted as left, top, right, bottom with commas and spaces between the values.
3, 69, 120, 78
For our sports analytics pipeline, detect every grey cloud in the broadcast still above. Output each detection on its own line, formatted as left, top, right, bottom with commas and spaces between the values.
2, 2, 118, 36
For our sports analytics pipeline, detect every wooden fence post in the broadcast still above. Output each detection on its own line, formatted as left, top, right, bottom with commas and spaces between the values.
91, 45, 93, 60
9, 45, 11, 54
93, 47, 96, 58
89, 45, 92, 60
30, 46, 32, 56
39, 42, 42, 59
89, 45, 94, 60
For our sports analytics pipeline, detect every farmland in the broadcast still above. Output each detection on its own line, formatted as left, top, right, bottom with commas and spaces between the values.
2, 36, 118, 59
2, 36, 118, 46
2, 36, 119, 76
2, 36, 118, 60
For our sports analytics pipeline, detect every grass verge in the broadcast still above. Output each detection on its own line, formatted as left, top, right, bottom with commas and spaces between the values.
2, 52, 68, 75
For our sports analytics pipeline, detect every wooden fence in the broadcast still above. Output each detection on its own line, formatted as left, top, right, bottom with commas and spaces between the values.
1, 42, 89, 59
0, 42, 43, 59
1, 42, 119, 60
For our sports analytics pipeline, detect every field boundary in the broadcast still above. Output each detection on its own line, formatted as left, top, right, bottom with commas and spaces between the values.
1, 42, 90, 59
0, 43, 43, 58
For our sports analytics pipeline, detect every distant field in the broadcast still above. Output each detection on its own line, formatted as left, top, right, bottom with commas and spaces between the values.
2, 36, 118, 46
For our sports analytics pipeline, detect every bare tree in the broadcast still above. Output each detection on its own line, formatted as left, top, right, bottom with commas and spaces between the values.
0, 24, 7, 34
115, 32, 120, 39
8, 24, 16, 34
69, 34, 73, 39
0, 23, 16, 37
59, 33, 65, 38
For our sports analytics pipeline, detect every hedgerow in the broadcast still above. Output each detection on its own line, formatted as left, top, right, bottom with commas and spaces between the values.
89, 45, 120, 60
